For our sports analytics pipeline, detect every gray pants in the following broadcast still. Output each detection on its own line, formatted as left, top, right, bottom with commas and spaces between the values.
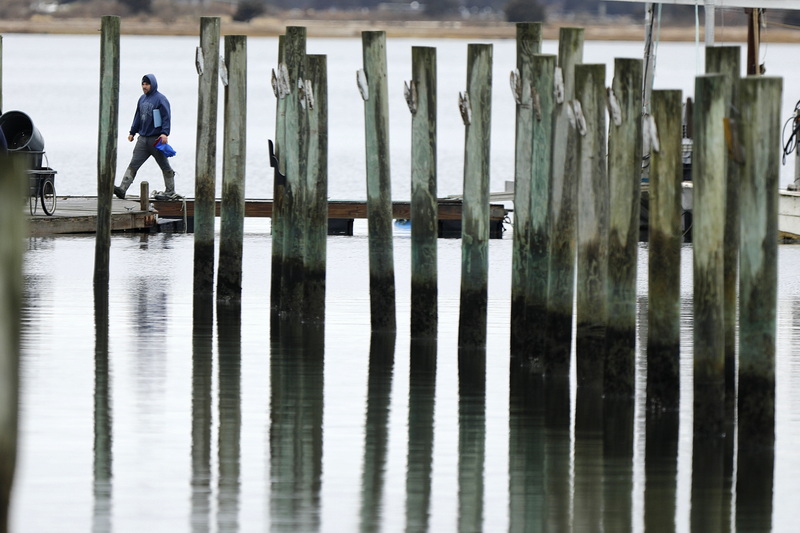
123, 135, 175, 192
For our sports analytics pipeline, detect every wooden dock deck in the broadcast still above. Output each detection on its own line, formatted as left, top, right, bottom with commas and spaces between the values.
27, 196, 156, 236
26, 196, 509, 237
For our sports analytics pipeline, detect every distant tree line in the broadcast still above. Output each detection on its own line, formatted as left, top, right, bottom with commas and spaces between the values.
16, 0, 800, 27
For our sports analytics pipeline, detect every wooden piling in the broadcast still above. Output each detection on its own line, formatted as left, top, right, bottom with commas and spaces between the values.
737, 77, 780, 445
409, 46, 438, 339
193, 17, 221, 296
0, 155, 25, 533
574, 63, 608, 389
0, 35, 3, 112
705, 46, 740, 514
281, 27, 309, 317
606, 57, 643, 397
304, 54, 328, 321
692, 74, 727, 437
646, 90, 683, 411
139, 181, 149, 212
94, 15, 120, 290
216, 35, 247, 301
509, 22, 542, 358
523, 53, 556, 368
457, 43, 493, 348
735, 75, 781, 533
705, 45, 740, 416
545, 27, 583, 377
271, 35, 287, 315
361, 31, 396, 332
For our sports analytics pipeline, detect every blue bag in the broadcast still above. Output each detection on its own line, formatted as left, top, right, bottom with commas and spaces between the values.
154, 138, 176, 157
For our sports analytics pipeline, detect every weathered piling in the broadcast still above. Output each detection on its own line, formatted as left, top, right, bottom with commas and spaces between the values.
139, 182, 149, 212
216, 35, 247, 301
406, 338, 436, 531
705, 45, 740, 415
360, 31, 396, 331
545, 27, 583, 377
0, 35, 3, 111
735, 76, 781, 533
457, 43, 492, 349
522, 52, 556, 369
94, 15, 119, 290
606, 57, 643, 397
643, 92, 682, 532
304, 54, 328, 321
692, 74, 727, 437
359, 331, 396, 531
646, 90, 683, 411
691, 75, 731, 533
574, 63, 608, 389
705, 45, 740, 514
409, 46, 438, 339
271, 35, 287, 315
193, 17, 221, 296
0, 155, 25, 533
509, 22, 542, 358
281, 27, 309, 317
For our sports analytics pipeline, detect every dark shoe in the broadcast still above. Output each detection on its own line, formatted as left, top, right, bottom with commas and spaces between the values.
114, 186, 126, 200
153, 190, 183, 201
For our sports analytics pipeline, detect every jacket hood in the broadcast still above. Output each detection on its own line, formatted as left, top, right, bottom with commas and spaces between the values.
143, 73, 158, 93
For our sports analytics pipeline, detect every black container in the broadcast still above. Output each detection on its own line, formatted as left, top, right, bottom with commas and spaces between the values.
0, 110, 45, 168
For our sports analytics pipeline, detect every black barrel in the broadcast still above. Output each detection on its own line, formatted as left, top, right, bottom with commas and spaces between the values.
0, 110, 45, 168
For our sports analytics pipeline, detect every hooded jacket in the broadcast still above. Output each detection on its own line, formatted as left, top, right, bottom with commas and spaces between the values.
129, 73, 171, 137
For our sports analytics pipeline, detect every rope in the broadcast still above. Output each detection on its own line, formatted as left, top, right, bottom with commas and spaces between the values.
781, 100, 800, 165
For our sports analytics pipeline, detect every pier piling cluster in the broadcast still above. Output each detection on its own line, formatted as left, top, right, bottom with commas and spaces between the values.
0, 16, 785, 531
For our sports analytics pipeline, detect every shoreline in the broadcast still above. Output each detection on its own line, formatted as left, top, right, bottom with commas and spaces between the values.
0, 16, 796, 42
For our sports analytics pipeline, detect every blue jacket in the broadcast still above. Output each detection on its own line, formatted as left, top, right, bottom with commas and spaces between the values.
130, 73, 171, 137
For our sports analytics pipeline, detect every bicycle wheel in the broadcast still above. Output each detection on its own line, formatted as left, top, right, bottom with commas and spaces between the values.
41, 178, 56, 216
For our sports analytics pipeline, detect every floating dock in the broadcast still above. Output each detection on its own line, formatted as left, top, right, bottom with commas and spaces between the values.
26, 196, 509, 238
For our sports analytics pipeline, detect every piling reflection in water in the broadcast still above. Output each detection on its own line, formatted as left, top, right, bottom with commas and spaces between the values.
93, 285, 112, 533
405, 338, 436, 533
543, 376, 571, 531
269, 319, 324, 532
508, 362, 544, 533
574, 384, 603, 531
191, 294, 213, 533
217, 302, 242, 532
358, 331, 395, 532
458, 347, 485, 532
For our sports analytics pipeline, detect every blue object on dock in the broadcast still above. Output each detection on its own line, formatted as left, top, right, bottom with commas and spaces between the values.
154, 139, 176, 157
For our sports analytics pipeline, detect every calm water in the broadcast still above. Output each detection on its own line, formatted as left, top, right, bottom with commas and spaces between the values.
6, 32, 800, 532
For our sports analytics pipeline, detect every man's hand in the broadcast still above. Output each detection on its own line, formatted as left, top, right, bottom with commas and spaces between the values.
159, 134, 168, 145
128, 134, 134, 142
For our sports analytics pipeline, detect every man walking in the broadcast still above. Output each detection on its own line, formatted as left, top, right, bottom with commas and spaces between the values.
114, 74, 180, 200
